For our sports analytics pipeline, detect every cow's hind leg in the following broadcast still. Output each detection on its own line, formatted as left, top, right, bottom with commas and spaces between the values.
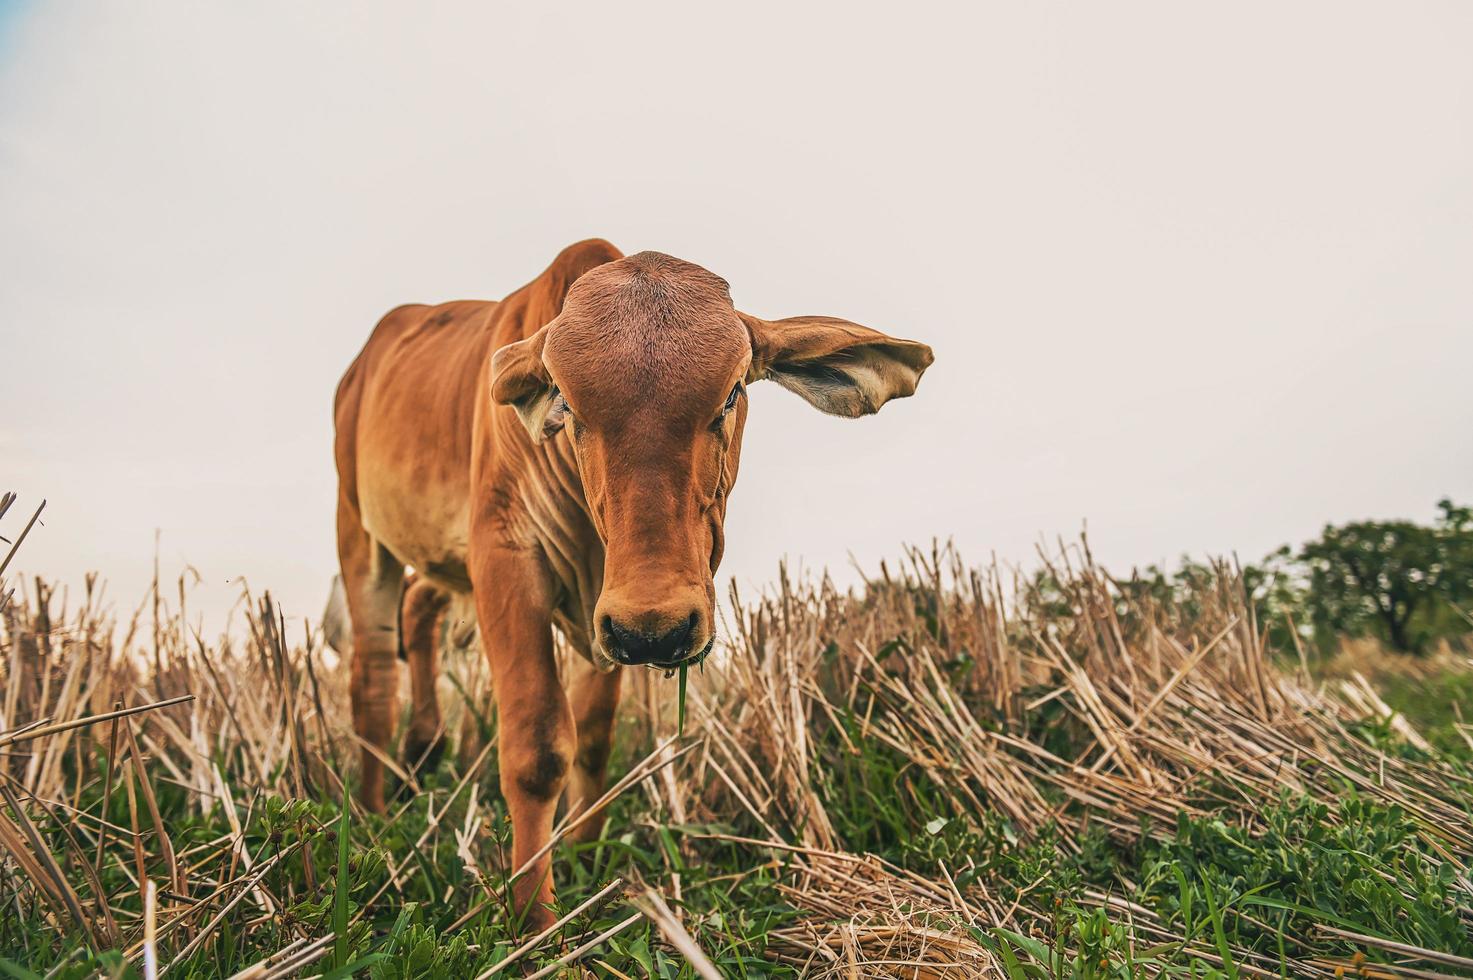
337, 503, 404, 813
564, 656, 623, 845
402, 576, 450, 781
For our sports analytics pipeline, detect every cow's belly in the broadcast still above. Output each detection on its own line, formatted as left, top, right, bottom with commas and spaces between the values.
358, 462, 473, 592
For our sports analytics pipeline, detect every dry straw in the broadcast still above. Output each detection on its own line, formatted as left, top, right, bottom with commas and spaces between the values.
2, 520, 1470, 976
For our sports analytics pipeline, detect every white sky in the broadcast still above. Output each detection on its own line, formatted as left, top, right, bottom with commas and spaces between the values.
3, 1, 1471, 634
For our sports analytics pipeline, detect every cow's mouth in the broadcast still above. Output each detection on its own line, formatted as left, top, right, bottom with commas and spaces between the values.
650, 635, 715, 673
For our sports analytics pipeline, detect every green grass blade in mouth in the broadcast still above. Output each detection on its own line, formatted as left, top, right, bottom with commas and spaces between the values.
677, 662, 688, 734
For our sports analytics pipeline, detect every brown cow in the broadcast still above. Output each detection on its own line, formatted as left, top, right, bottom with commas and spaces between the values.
333, 239, 932, 927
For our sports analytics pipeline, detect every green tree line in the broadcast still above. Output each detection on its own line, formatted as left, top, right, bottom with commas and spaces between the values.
1128, 500, 1473, 656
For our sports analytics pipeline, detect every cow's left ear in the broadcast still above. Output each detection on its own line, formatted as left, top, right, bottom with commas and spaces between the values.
490, 326, 568, 442
740, 313, 934, 418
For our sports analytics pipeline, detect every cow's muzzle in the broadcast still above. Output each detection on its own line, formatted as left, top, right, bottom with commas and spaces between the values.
603, 612, 704, 668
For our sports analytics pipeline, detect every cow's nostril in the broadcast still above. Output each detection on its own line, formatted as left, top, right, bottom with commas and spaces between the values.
668, 613, 695, 649
604, 615, 629, 646
603, 612, 699, 666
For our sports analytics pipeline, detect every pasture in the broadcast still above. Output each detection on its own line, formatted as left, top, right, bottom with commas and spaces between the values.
3, 516, 1472, 979
6, 3, 1471, 977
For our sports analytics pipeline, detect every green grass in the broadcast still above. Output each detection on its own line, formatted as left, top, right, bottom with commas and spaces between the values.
0, 748, 799, 978
5, 543, 1472, 977
1376, 665, 1473, 757
4, 702, 1469, 978
803, 695, 1473, 978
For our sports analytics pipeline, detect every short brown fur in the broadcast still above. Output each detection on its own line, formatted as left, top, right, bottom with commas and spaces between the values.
333, 239, 931, 928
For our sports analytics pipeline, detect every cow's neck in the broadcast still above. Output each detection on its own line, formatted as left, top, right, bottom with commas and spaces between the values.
526, 433, 604, 658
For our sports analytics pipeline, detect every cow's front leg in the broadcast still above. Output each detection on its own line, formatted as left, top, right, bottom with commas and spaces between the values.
472, 549, 572, 931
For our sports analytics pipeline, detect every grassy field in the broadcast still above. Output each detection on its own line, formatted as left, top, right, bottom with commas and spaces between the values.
2, 531, 1472, 977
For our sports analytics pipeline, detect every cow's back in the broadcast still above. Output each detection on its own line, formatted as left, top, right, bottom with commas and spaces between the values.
334, 239, 625, 589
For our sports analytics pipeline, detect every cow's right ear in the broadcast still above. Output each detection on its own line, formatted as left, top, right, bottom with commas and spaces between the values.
490, 327, 567, 442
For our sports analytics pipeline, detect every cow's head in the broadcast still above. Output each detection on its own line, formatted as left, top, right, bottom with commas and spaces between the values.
492, 251, 933, 669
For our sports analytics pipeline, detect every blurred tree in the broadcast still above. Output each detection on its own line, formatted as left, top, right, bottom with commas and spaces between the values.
1296, 499, 1473, 654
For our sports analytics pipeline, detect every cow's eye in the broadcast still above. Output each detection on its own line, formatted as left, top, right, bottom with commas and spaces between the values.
554, 392, 580, 430
717, 382, 743, 424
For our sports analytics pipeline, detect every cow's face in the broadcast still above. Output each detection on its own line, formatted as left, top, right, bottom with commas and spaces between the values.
492, 251, 932, 670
